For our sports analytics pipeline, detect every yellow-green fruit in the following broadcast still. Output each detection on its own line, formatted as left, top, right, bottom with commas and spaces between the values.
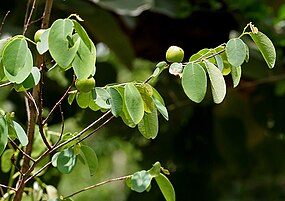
166, 46, 184, 63
75, 77, 96, 92
34, 29, 46, 42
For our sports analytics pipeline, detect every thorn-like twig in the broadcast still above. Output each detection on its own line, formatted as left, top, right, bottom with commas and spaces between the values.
0, 11, 10, 36
23, 0, 38, 35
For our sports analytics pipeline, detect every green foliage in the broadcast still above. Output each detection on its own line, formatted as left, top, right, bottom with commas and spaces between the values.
79, 145, 98, 176
155, 173, 175, 201
52, 149, 77, 174
0, 115, 8, 155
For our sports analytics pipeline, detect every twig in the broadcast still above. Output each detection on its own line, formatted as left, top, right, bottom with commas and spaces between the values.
24, 161, 52, 184
0, 11, 10, 36
76, 115, 114, 145
24, 91, 39, 115
0, 184, 16, 192
8, 137, 35, 162
23, 0, 38, 35
53, 104, 65, 147
63, 175, 131, 199
0, 82, 12, 88
42, 77, 75, 125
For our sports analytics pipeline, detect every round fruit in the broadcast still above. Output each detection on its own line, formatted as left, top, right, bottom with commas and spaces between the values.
34, 29, 46, 42
75, 77, 96, 92
166, 46, 184, 63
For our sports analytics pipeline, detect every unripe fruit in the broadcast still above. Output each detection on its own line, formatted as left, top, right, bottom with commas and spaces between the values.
166, 46, 184, 63
34, 29, 46, 42
75, 77, 96, 92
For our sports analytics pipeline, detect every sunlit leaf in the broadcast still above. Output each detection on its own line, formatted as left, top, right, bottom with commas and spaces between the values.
13, 121, 28, 146
151, 87, 168, 120
131, 170, 152, 193
14, 67, 41, 92
56, 149, 77, 174
138, 109, 159, 139
169, 62, 183, 77
215, 54, 224, 72
136, 84, 155, 113
155, 173, 175, 201
230, 65, 242, 88
205, 61, 226, 104
226, 38, 247, 67
48, 19, 79, 69
108, 87, 123, 117
76, 91, 90, 109
148, 161, 161, 178
95, 87, 111, 109
73, 20, 92, 51
2, 37, 33, 83
36, 29, 49, 55
124, 83, 144, 124
182, 62, 207, 103
249, 31, 276, 68
68, 91, 77, 105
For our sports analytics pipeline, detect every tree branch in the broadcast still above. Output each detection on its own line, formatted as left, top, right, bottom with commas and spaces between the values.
0, 11, 10, 36
63, 175, 131, 199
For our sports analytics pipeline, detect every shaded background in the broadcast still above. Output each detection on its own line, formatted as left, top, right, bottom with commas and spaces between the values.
1, 0, 285, 200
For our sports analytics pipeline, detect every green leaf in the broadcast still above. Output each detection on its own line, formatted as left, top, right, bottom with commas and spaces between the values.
136, 84, 155, 113
230, 65, 242, 88
56, 149, 77, 174
155, 173, 175, 201
48, 19, 79, 69
124, 83, 144, 124
131, 170, 152, 193
2, 37, 33, 83
151, 87, 168, 121
189, 48, 211, 62
73, 20, 92, 51
14, 67, 41, 92
108, 87, 123, 117
68, 91, 77, 105
226, 38, 247, 67
51, 152, 60, 167
244, 42, 249, 62
72, 36, 96, 80
1, 149, 13, 173
138, 109, 159, 139
13, 121, 28, 146
249, 31, 276, 68
148, 161, 161, 178
205, 61, 226, 104
182, 62, 207, 103
0, 115, 8, 156
36, 29, 49, 55
80, 145, 98, 176
76, 91, 90, 109
169, 62, 183, 77
215, 54, 224, 72
95, 87, 111, 109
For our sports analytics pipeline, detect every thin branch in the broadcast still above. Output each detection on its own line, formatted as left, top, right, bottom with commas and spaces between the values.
24, 91, 39, 115
76, 115, 114, 145
0, 11, 10, 36
0, 82, 13, 88
8, 137, 35, 162
23, 0, 38, 35
42, 77, 75, 125
63, 175, 131, 199
24, 161, 52, 184
53, 104, 65, 147
0, 184, 16, 192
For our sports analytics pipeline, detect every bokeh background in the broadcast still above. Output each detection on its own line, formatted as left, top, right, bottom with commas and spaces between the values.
1, 0, 285, 200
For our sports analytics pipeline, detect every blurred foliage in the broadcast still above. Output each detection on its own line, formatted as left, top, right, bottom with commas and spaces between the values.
1, 0, 285, 200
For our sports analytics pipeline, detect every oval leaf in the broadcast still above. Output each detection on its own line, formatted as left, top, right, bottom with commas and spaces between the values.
138, 109, 159, 139
124, 83, 144, 124
155, 173, 175, 201
56, 149, 77, 174
72, 36, 96, 80
230, 65, 242, 88
182, 62, 207, 103
36, 29, 49, 55
131, 170, 152, 193
0, 116, 8, 156
2, 37, 33, 83
205, 61, 226, 104
76, 91, 90, 109
108, 87, 123, 117
13, 121, 28, 146
249, 31, 276, 69
226, 38, 247, 67
14, 67, 41, 92
48, 19, 79, 68
95, 87, 111, 109
1, 149, 13, 173
80, 145, 98, 176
